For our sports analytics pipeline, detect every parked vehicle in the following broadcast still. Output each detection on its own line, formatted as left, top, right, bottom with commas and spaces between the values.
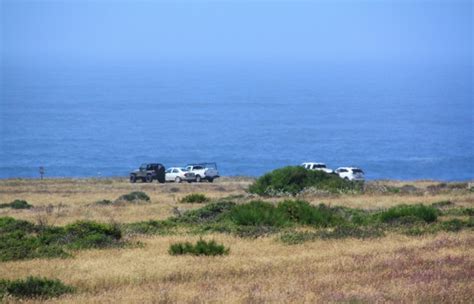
334, 167, 365, 181
301, 162, 333, 174
130, 163, 165, 183
185, 163, 220, 182
165, 167, 196, 183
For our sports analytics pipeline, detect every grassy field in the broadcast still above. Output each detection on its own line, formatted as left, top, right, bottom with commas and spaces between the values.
0, 178, 473, 303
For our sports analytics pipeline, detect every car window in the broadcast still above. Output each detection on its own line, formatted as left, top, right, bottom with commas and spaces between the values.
352, 169, 364, 173
339, 169, 348, 173
172, 169, 179, 173
194, 166, 203, 170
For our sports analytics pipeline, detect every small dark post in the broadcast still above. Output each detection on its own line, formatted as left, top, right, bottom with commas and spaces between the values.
39, 166, 45, 180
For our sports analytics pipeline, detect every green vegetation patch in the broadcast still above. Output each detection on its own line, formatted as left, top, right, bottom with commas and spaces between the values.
379, 204, 438, 224
115, 191, 150, 203
169, 239, 229, 256
0, 277, 74, 299
0, 199, 33, 209
94, 199, 113, 206
280, 226, 384, 244
248, 166, 362, 196
180, 193, 210, 204
0, 217, 123, 261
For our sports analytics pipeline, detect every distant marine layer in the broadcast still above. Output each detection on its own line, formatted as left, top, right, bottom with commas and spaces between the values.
1, 63, 473, 180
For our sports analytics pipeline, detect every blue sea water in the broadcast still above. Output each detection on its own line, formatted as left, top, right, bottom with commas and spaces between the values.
0, 62, 472, 180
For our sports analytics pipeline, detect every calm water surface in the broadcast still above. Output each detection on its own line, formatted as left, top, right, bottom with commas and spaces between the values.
1, 62, 472, 180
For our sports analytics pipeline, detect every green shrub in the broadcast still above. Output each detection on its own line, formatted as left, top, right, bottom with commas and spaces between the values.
228, 201, 288, 227
0, 232, 68, 261
169, 239, 229, 256
0, 217, 36, 234
0, 200, 32, 209
280, 226, 384, 244
439, 219, 466, 232
276, 200, 346, 227
0, 277, 74, 299
379, 204, 438, 223
63, 221, 122, 249
176, 201, 236, 224
180, 193, 209, 204
116, 191, 150, 203
248, 166, 361, 195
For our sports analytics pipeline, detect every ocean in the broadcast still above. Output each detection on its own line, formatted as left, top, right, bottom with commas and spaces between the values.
0, 61, 472, 180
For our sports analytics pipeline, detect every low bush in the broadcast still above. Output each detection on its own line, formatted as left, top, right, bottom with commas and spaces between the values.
0, 199, 32, 209
0, 231, 68, 261
0, 217, 123, 261
276, 200, 346, 227
248, 166, 362, 196
176, 201, 236, 224
0, 217, 36, 234
228, 201, 289, 227
379, 204, 438, 223
123, 219, 176, 235
180, 193, 209, 204
63, 221, 122, 249
169, 239, 229, 256
94, 199, 113, 206
0, 277, 74, 299
116, 191, 150, 203
280, 226, 384, 244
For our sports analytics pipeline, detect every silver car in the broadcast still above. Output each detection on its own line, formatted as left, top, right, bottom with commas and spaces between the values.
165, 167, 196, 183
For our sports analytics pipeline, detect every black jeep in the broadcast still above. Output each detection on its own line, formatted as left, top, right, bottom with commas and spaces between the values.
130, 163, 165, 183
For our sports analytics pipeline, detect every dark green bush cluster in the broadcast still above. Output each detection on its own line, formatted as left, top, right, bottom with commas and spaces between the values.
0, 199, 32, 209
0, 277, 74, 299
248, 166, 362, 195
116, 191, 150, 203
169, 239, 229, 256
379, 204, 438, 223
0, 217, 123, 261
180, 193, 209, 204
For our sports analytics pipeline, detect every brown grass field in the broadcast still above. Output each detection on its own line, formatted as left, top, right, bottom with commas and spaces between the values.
0, 178, 473, 303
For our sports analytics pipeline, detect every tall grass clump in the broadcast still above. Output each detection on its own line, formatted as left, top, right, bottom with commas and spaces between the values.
228, 201, 288, 227
276, 200, 345, 227
379, 204, 438, 223
0, 277, 74, 299
248, 166, 361, 195
176, 201, 236, 224
180, 193, 209, 204
169, 239, 229, 256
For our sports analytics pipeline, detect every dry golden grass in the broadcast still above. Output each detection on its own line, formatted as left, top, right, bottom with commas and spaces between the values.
0, 178, 473, 303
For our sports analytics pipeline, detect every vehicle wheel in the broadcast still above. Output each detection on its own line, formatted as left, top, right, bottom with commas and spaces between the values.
175, 177, 182, 183
207, 178, 214, 183
158, 178, 165, 184
196, 175, 202, 183
130, 175, 136, 183
146, 174, 153, 183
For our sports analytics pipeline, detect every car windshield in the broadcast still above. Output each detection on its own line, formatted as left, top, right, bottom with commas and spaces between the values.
313, 164, 326, 168
180, 168, 188, 172
352, 169, 364, 174
139, 164, 146, 170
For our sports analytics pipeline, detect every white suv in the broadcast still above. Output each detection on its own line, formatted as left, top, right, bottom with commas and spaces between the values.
334, 167, 365, 181
301, 162, 333, 174
185, 163, 220, 183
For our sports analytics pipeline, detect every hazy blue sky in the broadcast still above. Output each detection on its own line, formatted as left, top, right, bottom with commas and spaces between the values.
1, 0, 472, 66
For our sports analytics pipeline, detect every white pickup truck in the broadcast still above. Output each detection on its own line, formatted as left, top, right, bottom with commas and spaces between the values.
185, 163, 220, 183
